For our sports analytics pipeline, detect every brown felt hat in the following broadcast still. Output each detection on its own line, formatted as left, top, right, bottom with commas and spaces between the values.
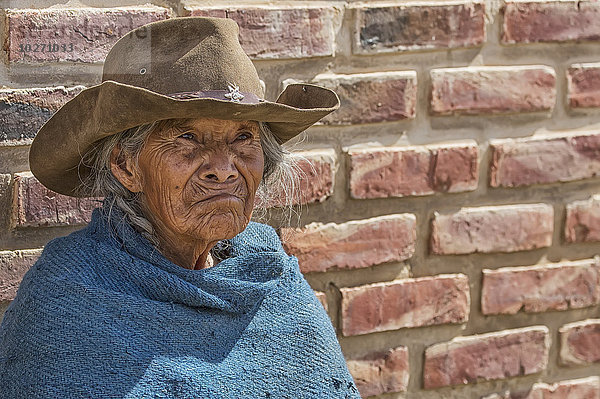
29, 16, 340, 198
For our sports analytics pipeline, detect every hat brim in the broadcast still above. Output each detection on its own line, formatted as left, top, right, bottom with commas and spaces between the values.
29, 80, 339, 197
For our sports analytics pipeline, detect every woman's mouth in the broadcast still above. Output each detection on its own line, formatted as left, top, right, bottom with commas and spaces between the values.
195, 192, 244, 204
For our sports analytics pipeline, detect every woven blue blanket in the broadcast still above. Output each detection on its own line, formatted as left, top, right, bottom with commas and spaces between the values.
0, 202, 359, 398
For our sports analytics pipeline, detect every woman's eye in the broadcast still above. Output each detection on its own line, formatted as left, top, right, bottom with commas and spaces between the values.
177, 132, 195, 140
235, 132, 253, 141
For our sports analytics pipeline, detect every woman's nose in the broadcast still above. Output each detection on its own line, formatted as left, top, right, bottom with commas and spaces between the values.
199, 152, 240, 183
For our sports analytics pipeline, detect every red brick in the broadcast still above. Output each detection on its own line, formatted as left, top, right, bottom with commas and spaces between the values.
0, 249, 42, 302
353, 2, 485, 54
255, 149, 336, 208
281, 214, 416, 274
340, 274, 469, 336
188, 6, 339, 59
430, 66, 556, 115
13, 173, 100, 228
431, 204, 554, 255
484, 377, 600, 399
348, 142, 478, 199
565, 196, 600, 243
424, 326, 550, 389
503, 1, 600, 44
5, 6, 170, 63
524, 377, 600, 399
490, 131, 600, 188
481, 392, 511, 399
347, 346, 409, 397
0, 86, 85, 143
568, 63, 600, 108
314, 291, 328, 312
482, 259, 600, 315
310, 72, 417, 124
559, 319, 600, 366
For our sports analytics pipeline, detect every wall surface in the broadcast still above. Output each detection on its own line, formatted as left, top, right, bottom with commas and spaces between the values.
1, 0, 600, 397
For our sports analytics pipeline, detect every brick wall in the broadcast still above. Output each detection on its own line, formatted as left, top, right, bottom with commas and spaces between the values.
1, 1, 600, 398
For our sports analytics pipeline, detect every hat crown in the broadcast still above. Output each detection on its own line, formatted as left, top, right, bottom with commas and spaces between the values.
102, 17, 264, 98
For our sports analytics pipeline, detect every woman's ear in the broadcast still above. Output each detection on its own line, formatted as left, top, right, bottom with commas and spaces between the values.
110, 146, 143, 193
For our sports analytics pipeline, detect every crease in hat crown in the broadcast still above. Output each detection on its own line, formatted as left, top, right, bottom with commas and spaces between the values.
28, 16, 340, 198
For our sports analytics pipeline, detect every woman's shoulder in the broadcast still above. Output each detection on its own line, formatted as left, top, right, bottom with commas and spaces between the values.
34, 225, 96, 268
14, 223, 100, 297
0, 224, 94, 322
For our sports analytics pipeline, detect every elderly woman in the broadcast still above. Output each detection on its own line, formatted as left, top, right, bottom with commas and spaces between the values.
0, 17, 360, 398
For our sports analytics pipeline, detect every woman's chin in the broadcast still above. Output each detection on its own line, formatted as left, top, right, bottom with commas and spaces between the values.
187, 211, 249, 241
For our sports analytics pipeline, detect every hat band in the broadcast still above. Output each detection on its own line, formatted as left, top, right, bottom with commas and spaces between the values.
167, 89, 262, 104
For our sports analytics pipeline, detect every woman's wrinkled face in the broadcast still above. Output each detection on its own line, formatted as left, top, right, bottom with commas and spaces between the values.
127, 118, 264, 244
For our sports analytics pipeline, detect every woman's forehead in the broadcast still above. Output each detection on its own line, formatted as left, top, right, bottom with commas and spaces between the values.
151, 117, 259, 139
176, 118, 259, 131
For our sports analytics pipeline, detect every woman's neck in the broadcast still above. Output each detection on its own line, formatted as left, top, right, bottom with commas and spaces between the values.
139, 208, 217, 270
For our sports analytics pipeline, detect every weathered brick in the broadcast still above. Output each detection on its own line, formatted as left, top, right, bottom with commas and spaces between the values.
430, 66, 556, 115
188, 6, 339, 59
565, 196, 600, 243
255, 149, 336, 208
568, 63, 600, 108
424, 326, 550, 389
490, 131, 600, 188
482, 259, 600, 315
13, 172, 100, 228
0, 86, 85, 143
314, 291, 328, 312
481, 392, 511, 399
348, 142, 478, 199
431, 204, 554, 255
340, 274, 469, 336
559, 319, 600, 366
524, 377, 600, 399
310, 72, 417, 124
347, 346, 409, 397
484, 377, 600, 399
503, 1, 600, 44
5, 6, 169, 63
353, 2, 485, 54
0, 249, 43, 302
282, 214, 416, 274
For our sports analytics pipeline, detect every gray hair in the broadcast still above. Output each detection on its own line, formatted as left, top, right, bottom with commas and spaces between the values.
78, 118, 300, 248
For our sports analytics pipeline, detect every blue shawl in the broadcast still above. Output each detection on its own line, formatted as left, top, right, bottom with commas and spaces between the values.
0, 202, 359, 398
